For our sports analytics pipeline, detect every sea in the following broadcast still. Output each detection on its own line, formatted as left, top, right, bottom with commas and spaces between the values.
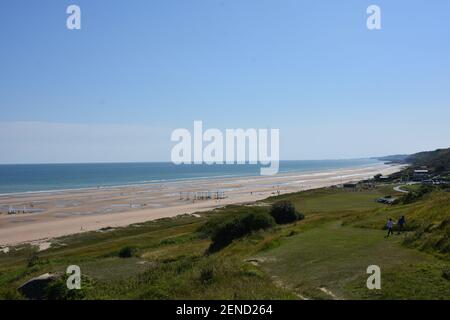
0, 159, 383, 195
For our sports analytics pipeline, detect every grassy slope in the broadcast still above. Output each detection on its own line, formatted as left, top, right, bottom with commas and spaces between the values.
0, 185, 449, 300
406, 147, 450, 172
0, 211, 296, 300
255, 188, 450, 299
256, 221, 449, 299
257, 223, 431, 299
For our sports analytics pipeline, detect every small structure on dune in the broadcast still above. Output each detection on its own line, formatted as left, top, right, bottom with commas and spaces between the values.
413, 169, 430, 181
359, 179, 376, 189
374, 174, 391, 182
18, 273, 58, 300
343, 182, 358, 191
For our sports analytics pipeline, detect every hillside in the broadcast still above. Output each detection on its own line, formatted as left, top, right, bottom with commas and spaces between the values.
1, 183, 448, 300
377, 147, 450, 172
374, 154, 410, 163
406, 148, 450, 173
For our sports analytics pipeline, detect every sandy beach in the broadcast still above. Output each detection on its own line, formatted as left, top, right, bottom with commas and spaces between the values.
0, 164, 403, 246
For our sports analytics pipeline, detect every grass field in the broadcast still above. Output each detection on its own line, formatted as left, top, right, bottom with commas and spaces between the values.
0, 184, 449, 300
256, 222, 448, 299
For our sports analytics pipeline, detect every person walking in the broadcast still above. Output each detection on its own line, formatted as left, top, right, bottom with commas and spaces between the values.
385, 218, 395, 238
397, 216, 406, 234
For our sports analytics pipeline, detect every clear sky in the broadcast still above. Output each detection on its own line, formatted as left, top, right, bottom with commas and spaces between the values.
1, 0, 449, 163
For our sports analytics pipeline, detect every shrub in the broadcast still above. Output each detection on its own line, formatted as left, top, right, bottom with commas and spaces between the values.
208, 212, 275, 253
198, 217, 230, 239
118, 246, 137, 258
269, 201, 304, 224
45, 278, 85, 300
241, 211, 276, 231
401, 185, 434, 204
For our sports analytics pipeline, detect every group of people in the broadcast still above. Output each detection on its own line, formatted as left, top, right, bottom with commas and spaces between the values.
385, 215, 406, 237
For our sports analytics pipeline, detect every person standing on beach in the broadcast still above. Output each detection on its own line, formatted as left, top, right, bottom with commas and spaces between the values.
385, 218, 395, 238
397, 216, 406, 234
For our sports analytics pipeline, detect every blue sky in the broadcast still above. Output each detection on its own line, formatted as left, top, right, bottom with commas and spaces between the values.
1, 0, 449, 163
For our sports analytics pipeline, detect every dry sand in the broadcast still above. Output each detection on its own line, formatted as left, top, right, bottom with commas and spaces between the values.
0, 164, 403, 246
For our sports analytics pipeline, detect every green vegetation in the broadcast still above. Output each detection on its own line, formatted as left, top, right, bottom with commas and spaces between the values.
256, 222, 447, 299
406, 148, 450, 173
378, 147, 450, 174
207, 211, 276, 253
199, 201, 303, 253
269, 201, 304, 224
401, 191, 450, 257
0, 183, 448, 300
375, 154, 409, 163
44, 274, 90, 300
381, 147, 450, 183
400, 185, 434, 204
118, 246, 137, 258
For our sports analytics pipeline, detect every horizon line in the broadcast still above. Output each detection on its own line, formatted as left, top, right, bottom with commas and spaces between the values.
0, 157, 389, 166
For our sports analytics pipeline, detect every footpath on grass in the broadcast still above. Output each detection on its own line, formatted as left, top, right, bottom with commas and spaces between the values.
255, 221, 450, 299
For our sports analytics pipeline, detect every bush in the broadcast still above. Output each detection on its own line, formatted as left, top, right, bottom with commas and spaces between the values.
269, 201, 304, 224
208, 212, 275, 253
45, 278, 85, 300
118, 246, 137, 258
401, 185, 434, 204
241, 211, 276, 231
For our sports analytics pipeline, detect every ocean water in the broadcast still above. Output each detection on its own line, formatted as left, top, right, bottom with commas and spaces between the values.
0, 159, 382, 194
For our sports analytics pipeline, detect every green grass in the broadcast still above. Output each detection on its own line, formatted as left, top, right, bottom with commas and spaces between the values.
1, 184, 448, 300
346, 262, 450, 300
342, 190, 450, 258
264, 188, 386, 214
82, 255, 297, 300
255, 221, 449, 299
0, 210, 296, 300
